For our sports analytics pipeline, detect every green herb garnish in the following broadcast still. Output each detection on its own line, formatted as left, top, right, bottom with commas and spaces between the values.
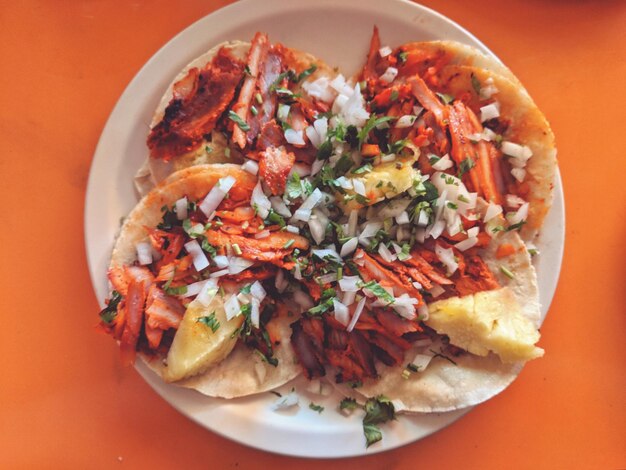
196, 313, 220, 332
228, 110, 250, 131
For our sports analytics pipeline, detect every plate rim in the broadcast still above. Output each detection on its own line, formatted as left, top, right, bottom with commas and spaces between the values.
84, 0, 565, 458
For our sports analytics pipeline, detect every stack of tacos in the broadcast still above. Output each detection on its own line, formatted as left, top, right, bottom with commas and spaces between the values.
98, 29, 556, 420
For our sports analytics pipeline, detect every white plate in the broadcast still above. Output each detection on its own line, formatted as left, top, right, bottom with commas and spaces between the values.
85, 0, 564, 458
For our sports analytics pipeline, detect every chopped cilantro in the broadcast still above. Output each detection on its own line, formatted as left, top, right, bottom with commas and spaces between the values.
309, 402, 324, 414
164, 284, 188, 296
436, 92, 454, 105
398, 51, 408, 63
339, 397, 359, 411
240, 284, 252, 294
296, 64, 317, 82
228, 110, 250, 131
358, 280, 395, 304
266, 209, 286, 228
362, 396, 396, 448
500, 266, 515, 279
196, 313, 220, 332
333, 154, 353, 176
351, 163, 372, 175
458, 157, 476, 178
99, 291, 122, 324
357, 115, 396, 149
506, 221, 526, 232
390, 89, 399, 101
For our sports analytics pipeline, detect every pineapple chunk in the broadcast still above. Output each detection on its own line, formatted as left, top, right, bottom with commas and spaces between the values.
426, 288, 543, 363
163, 296, 244, 382
342, 155, 418, 211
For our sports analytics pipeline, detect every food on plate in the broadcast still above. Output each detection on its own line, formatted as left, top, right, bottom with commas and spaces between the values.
359, 28, 557, 241
135, 32, 338, 193
98, 29, 556, 445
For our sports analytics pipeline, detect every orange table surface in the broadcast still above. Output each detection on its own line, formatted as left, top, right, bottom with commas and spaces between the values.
1, 1, 625, 468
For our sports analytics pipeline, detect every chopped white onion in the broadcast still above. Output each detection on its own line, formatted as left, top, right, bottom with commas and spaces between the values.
431, 154, 454, 171
293, 262, 302, 280
302, 76, 335, 103
480, 102, 500, 122
455, 236, 478, 251
254, 230, 270, 239
339, 275, 360, 292
209, 268, 229, 278
511, 168, 526, 182
249, 280, 266, 301
250, 298, 261, 328
175, 197, 188, 220
180, 280, 207, 298
270, 389, 299, 411
305, 125, 322, 148
359, 221, 382, 240
379, 66, 398, 84
483, 202, 503, 223
299, 188, 323, 211
198, 176, 236, 219
505, 194, 526, 209
380, 154, 396, 163
378, 199, 411, 219
284, 128, 305, 146
312, 247, 343, 264
333, 299, 350, 325
251, 180, 272, 219
224, 294, 241, 321
228, 257, 255, 275
213, 255, 229, 268
467, 226, 480, 238
347, 210, 359, 237
241, 159, 259, 175
352, 178, 366, 196
435, 244, 458, 276
314, 117, 328, 143
136, 242, 153, 266
392, 296, 418, 320
293, 208, 312, 222
501, 141, 533, 162
507, 202, 529, 226
308, 215, 326, 245
340, 237, 358, 257
395, 115, 416, 128
335, 176, 353, 190
342, 290, 356, 306
378, 45, 392, 57
270, 196, 292, 217
286, 225, 300, 234
416, 304, 430, 321
277, 104, 290, 122
184, 240, 209, 271
411, 352, 434, 372
347, 297, 367, 332
395, 211, 410, 225
195, 280, 218, 306
378, 243, 397, 263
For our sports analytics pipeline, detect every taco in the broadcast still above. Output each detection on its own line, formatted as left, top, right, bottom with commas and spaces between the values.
135, 32, 339, 194
101, 164, 307, 398
359, 28, 557, 241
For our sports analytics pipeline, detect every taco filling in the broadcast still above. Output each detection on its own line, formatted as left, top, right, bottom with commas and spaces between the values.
99, 30, 554, 418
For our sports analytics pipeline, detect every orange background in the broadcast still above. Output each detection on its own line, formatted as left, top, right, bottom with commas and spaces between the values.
1, 1, 625, 468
